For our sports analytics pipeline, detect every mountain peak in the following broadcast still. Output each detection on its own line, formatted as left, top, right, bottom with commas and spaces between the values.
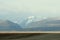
27, 16, 35, 19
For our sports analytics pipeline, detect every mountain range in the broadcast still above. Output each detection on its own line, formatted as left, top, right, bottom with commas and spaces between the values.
0, 17, 60, 31
21, 17, 60, 31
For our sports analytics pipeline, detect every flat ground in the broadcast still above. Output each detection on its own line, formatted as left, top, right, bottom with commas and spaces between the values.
0, 33, 60, 40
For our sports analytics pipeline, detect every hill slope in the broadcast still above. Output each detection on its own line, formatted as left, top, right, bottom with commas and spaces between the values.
0, 20, 22, 31
25, 18, 60, 31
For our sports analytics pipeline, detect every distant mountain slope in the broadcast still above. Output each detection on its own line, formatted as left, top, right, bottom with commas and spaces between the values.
0, 20, 22, 31
24, 18, 60, 31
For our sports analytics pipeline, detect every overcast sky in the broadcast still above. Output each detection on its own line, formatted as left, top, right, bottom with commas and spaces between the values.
0, 0, 59, 23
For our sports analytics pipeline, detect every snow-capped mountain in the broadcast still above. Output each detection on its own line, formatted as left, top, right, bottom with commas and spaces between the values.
20, 16, 36, 28
20, 16, 48, 28
25, 16, 36, 25
20, 17, 60, 31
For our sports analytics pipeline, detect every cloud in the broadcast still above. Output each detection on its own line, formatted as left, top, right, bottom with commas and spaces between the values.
0, 0, 56, 13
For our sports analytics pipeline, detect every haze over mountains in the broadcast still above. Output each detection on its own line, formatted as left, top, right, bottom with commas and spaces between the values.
0, 17, 60, 31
